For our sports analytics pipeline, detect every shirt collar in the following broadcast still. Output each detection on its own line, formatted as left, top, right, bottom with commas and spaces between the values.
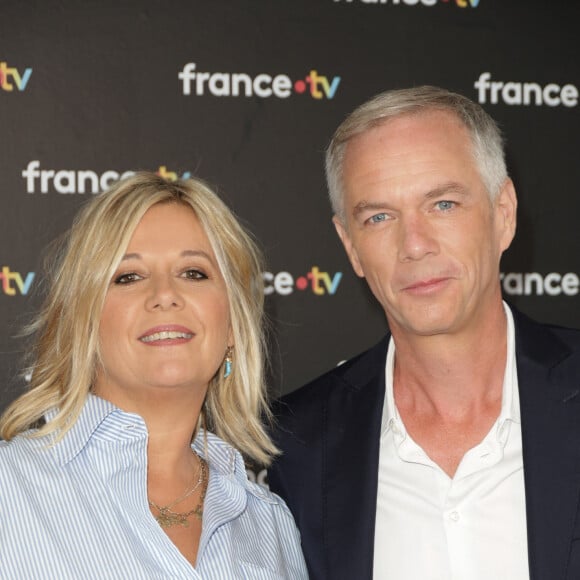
47, 394, 129, 466
381, 335, 399, 437
47, 393, 266, 495
192, 430, 246, 482
381, 301, 520, 437
46, 395, 276, 505
497, 302, 521, 440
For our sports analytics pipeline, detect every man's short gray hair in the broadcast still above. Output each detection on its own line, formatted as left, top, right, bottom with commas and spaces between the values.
325, 86, 508, 221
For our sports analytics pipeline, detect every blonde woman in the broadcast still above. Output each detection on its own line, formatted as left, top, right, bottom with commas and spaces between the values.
0, 172, 307, 579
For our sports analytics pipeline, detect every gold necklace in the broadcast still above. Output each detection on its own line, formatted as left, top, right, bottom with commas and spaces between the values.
148, 456, 208, 528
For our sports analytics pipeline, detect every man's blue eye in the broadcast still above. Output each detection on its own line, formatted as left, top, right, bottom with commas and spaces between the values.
369, 213, 387, 223
436, 201, 455, 211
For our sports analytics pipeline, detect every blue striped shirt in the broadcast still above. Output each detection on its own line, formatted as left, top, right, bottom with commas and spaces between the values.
0, 395, 308, 579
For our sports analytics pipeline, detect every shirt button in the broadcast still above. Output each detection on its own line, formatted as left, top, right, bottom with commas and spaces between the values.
449, 511, 460, 522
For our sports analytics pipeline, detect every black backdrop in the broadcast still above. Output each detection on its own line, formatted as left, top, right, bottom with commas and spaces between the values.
1, 0, 579, 422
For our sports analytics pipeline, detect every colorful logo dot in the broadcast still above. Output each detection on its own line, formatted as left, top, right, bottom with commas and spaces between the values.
294, 80, 306, 94
295, 276, 308, 290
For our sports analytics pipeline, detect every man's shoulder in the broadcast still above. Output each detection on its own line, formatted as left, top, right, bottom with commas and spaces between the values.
512, 307, 580, 359
544, 318, 580, 341
275, 334, 389, 416
543, 323, 580, 349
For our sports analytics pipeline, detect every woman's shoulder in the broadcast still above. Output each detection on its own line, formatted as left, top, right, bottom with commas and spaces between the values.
237, 477, 307, 574
198, 430, 296, 517
0, 430, 54, 476
244, 477, 290, 507
0, 430, 39, 455
237, 468, 302, 539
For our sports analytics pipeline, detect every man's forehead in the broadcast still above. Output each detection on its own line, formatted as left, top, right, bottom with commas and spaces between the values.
340, 110, 483, 215
347, 108, 468, 150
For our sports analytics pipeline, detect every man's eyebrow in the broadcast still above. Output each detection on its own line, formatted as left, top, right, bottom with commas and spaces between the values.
351, 182, 468, 218
424, 182, 468, 199
352, 181, 468, 218
352, 201, 391, 218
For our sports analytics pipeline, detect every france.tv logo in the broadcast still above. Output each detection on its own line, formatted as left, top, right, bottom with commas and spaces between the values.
179, 63, 341, 100
333, 0, 479, 6
22, 161, 192, 194
264, 267, 343, 296
0, 62, 32, 92
0, 267, 35, 296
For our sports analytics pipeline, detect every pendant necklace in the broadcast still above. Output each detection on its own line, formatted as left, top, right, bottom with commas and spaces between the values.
148, 455, 208, 528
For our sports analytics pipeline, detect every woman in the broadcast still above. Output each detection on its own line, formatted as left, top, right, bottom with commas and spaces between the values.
0, 172, 307, 578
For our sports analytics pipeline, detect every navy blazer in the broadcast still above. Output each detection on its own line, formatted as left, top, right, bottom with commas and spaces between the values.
269, 308, 580, 580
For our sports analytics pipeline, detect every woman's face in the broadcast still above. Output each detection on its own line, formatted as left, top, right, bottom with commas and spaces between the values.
93, 202, 232, 406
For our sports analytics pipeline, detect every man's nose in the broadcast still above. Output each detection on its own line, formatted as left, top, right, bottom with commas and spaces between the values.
396, 214, 439, 262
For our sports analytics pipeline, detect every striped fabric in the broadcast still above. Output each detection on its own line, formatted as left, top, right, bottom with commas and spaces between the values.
0, 395, 307, 579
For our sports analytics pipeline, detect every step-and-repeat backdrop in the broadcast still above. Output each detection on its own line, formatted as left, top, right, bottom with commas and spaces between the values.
1, 0, 579, 422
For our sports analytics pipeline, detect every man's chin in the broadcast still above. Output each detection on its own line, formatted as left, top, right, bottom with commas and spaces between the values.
388, 309, 460, 339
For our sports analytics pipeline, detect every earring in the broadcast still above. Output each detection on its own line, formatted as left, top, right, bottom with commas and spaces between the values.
224, 346, 233, 378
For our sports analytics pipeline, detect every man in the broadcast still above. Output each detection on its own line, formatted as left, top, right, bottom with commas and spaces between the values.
268, 86, 580, 580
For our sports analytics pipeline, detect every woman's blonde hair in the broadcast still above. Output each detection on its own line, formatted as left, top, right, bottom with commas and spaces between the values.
0, 172, 278, 465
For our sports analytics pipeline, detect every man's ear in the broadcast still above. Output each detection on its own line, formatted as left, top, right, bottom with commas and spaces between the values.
332, 216, 365, 278
495, 178, 518, 253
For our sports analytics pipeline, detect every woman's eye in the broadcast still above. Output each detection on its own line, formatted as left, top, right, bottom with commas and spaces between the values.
367, 213, 388, 224
436, 200, 455, 211
114, 272, 142, 285
182, 269, 208, 280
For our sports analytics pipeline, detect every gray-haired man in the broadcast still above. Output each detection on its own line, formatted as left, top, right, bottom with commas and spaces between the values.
269, 86, 580, 580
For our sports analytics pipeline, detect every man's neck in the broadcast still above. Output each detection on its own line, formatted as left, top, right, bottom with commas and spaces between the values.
391, 300, 508, 419
388, 301, 511, 477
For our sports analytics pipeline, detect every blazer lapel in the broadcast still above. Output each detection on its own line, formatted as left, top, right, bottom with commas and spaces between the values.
324, 337, 388, 580
515, 310, 580, 580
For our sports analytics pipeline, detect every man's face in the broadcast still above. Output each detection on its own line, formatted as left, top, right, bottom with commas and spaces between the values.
334, 110, 516, 339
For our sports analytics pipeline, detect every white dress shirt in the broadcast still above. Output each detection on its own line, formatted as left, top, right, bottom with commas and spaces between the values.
373, 305, 530, 579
